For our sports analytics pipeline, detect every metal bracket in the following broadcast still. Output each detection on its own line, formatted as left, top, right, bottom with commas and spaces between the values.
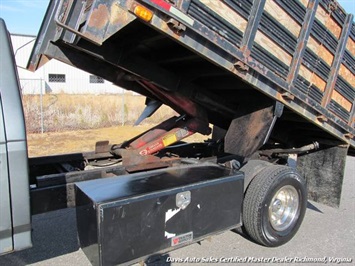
281, 92, 295, 101
274, 101, 284, 118
234, 61, 249, 72
317, 115, 328, 122
287, 154, 298, 169
263, 102, 284, 144
95, 140, 110, 153
167, 18, 186, 32
176, 191, 191, 210
344, 133, 354, 139
328, 0, 337, 12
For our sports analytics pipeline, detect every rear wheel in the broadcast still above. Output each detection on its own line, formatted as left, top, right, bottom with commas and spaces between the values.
240, 159, 271, 191
242, 165, 307, 247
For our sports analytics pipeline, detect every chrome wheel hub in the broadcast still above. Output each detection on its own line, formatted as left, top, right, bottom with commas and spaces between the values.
268, 185, 299, 231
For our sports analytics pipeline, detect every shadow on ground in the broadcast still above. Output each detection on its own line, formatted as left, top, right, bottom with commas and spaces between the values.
0, 208, 79, 265
0, 208, 172, 266
307, 201, 323, 213
0, 201, 324, 265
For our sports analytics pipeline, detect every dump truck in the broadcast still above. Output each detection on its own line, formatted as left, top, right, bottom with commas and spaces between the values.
1, 0, 354, 265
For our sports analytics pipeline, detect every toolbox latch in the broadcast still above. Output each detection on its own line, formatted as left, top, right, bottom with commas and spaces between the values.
176, 191, 191, 210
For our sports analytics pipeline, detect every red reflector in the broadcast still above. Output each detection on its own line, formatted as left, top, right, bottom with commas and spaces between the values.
150, 0, 171, 11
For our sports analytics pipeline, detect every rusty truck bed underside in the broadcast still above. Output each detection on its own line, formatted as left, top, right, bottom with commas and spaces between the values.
28, 0, 355, 155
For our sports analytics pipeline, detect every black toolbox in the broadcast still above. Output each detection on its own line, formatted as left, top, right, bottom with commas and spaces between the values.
75, 163, 244, 266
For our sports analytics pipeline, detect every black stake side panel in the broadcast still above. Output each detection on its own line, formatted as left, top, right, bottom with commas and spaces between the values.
75, 164, 243, 266
180, 0, 355, 143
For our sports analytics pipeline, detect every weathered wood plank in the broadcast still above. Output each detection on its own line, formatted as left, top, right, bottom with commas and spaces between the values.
199, 0, 248, 33
339, 64, 355, 88
264, 0, 301, 37
331, 90, 352, 112
254, 30, 292, 66
299, 65, 326, 91
346, 38, 355, 57
315, 5, 342, 39
307, 37, 334, 66
298, 0, 309, 8
326, 17, 342, 40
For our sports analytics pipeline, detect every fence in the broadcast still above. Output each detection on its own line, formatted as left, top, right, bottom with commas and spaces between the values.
20, 78, 45, 133
19, 78, 176, 134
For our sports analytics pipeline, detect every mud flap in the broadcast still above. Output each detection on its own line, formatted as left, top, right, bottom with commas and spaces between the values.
224, 104, 274, 160
297, 145, 348, 207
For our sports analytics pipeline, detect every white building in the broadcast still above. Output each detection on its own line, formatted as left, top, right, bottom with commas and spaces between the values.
11, 33, 124, 94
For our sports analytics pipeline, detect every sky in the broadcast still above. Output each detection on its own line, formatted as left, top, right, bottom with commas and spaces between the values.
0, 0, 50, 35
0, 0, 354, 35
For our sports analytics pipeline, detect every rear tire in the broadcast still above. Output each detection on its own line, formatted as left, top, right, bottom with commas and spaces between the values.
240, 160, 272, 191
235, 160, 271, 235
242, 165, 307, 247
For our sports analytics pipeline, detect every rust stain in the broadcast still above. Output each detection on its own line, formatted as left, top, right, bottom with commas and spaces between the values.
165, 19, 185, 39
30, 54, 51, 72
161, 19, 170, 32
246, 55, 271, 76
88, 4, 109, 29
264, 0, 301, 37
331, 90, 352, 112
307, 37, 334, 66
346, 38, 355, 57
275, 92, 289, 105
339, 64, 355, 88
109, 2, 131, 25
37, 55, 51, 69
110, 2, 123, 24
27, 64, 37, 72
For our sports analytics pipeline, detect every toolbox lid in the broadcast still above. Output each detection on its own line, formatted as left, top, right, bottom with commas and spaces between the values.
75, 163, 242, 204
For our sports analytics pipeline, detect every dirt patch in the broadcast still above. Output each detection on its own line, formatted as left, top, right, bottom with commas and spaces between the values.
27, 126, 208, 157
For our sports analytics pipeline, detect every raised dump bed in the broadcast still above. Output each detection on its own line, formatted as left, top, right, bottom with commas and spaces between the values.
28, 0, 355, 151
1, 0, 354, 260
